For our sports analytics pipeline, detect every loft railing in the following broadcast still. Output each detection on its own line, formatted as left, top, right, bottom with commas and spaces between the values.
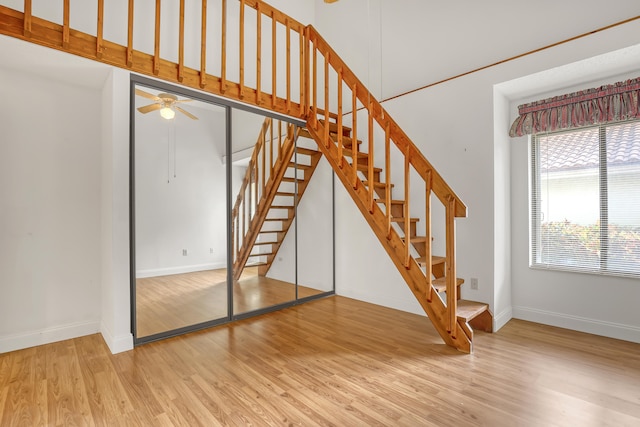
0, 0, 308, 119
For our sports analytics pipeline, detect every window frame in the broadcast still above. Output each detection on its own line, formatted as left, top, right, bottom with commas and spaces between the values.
529, 120, 640, 278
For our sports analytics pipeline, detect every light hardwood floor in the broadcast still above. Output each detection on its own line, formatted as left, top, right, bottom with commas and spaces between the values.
136, 267, 327, 337
2, 296, 640, 426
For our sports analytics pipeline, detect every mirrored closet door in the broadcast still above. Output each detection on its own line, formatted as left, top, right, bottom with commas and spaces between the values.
131, 76, 335, 344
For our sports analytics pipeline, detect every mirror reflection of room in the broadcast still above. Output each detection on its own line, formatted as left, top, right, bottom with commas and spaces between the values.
134, 85, 228, 338
133, 82, 335, 341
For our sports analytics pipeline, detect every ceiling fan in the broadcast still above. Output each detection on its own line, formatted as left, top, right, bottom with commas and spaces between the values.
135, 89, 198, 120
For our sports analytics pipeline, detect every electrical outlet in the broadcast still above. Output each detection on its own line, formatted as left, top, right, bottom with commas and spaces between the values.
470, 277, 478, 290
182, 249, 188, 256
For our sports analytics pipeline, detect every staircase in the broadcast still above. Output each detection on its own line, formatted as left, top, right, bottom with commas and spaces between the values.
232, 118, 323, 281
0, 0, 492, 353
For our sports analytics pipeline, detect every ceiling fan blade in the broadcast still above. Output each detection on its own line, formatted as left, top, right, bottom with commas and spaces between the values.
173, 98, 193, 104
135, 88, 161, 101
175, 106, 199, 120
137, 103, 163, 114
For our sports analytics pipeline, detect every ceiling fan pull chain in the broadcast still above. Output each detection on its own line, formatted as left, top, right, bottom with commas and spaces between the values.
173, 122, 177, 178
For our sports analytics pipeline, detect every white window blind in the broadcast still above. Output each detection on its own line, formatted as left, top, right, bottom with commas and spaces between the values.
531, 120, 640, 277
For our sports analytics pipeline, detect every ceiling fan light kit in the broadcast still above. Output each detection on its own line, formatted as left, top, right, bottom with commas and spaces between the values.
160, 106, 176, 120
135, 88, 198, 120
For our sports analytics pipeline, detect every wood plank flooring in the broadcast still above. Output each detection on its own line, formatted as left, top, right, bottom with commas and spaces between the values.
136, 268, 326, 337
2, 296, 640, 426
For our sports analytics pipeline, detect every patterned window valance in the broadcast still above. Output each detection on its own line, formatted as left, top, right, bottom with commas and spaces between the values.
509, 77, 640, 137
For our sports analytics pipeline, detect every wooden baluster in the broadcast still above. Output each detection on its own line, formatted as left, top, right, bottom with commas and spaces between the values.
323, 52, 330, 148
337, 68, 343, 168
286, 18, 291, 113
304, 27, 310, 116
96, 0, 104, 58
269, 119, 273, 175
220, 0, 227, 93
239, 0, 245, 98
261, 134, 266, 197
278, 120, 282, 159
63, 0, 70, 49
256, 1, 261, 104
446, 196, 457, 336
200, 0, 207, 88
23, 0, 31, 37
153, 0, 160, 75
126, 0, 134, 67
351, 83, 358, 189
385, 122, 391, 239
368, 101, 374, 212
404, 145, 411, 268
271, 11, 276, 108
242, 193, 247, 240
299, 28, 304, 116
425, 171, 433, 302
178, 0, 185, 82
231, 211, 236, 261
312, 43, 317, 128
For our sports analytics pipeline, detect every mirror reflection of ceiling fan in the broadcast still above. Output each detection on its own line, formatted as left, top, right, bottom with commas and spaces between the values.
135, 89, 199, 120
324, 0, 339, 3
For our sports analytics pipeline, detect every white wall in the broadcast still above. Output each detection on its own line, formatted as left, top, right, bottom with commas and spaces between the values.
315, 0, 640, 340
315, 0, 640, 100
100, 68, 133, 354
0, 66, 103, 353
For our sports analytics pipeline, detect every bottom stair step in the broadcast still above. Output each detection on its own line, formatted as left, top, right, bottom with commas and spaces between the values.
456, 300, 490, 322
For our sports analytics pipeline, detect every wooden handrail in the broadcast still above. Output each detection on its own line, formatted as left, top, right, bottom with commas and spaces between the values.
307, 26, 466, 218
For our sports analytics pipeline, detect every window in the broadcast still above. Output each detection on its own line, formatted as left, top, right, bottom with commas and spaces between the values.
531, 120, 640, 277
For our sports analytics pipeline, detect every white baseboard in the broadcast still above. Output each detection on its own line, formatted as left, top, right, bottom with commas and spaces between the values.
136, 262, 226, 279
0, 320, 100, 354
512, 306, 640, 344
493, 306, 513, 332
100, 322, 133, 354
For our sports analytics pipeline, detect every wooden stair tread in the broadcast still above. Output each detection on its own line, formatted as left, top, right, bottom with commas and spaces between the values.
253, 241, 279, 246
337, 135, 362, 147
402, 236, 427, 243
432, 277, 464, 293
246, 262, 268, 267
275, 191, 296, 196
341, 148, 369, 159
374, 199, 405, 205
456, 300, 490, 322
264, 218, 289, 222
281, 177, 304, 183
249, 252, 275, 257
416, 255, 446, 266
288, 162, 313, 170
269, 205, 294, 209
318, 119, 351, 135
295, 147, 320, 156
350, 162, 382, 173
363, 181, 394, 189
390, 217, 419, 223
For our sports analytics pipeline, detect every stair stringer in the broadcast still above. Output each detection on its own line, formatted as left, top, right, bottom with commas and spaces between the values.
305, 120, 472, 353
